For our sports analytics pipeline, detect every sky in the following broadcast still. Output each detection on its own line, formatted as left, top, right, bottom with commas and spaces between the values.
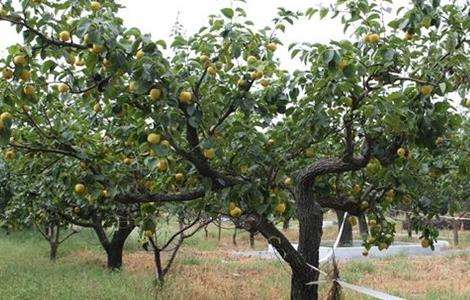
117, 0, 349, 70
0, 0, 349, 71
0, 0, 418, 70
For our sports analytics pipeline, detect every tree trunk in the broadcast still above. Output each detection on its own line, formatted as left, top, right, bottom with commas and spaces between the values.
93, 215, 135, 270
406, 212, 412, 238
243, 214, 316, 300
249, 232, 255, 249
452, 219, 459, 246
49, 242, 58, 260
232, 228, 237, 246
106, 242, 124, 269
358, 214, 369, 240
283, 218, 290, 231
154, 248, 165, 284
217, 217, 222, 242
335, 210, 353, 247
291, 185, 323, 300
47, 224, 60, 261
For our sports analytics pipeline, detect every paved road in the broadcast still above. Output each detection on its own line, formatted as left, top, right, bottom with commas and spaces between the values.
235, 241, 470, 261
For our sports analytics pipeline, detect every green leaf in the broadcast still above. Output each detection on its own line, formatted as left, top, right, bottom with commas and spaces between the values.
221, 8, 234, 19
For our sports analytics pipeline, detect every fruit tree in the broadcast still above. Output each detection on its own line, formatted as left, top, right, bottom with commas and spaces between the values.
0, 0, 468, 299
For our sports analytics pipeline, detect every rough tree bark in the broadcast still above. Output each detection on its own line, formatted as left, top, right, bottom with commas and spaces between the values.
291, 184, 323, 300
242, 214, 317, 300
93, 215, 135, 269
249, 231, 255, 249
283, 217, 290, 231
406, 212, 412, 238
45, 225, 60, 260
452, 219, 459, 246
232, 228, 237, 246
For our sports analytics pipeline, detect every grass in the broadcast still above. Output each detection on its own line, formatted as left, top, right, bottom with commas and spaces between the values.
0, 222, 469, 299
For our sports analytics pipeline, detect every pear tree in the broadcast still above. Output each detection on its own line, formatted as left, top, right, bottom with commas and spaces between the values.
0, 1, 468, 299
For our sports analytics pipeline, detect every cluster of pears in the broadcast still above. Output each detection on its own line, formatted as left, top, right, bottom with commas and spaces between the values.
362, 216, 395, 256
396, 147, 411, 159
2, 55, 37, 96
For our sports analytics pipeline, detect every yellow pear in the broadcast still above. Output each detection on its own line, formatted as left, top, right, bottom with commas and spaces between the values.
93, 103, 102, 113
275, 202, 286, 214
136, 49, 145, 60
90, 1, 101, 12
102, 58, 112, 68
59, 31, 71, 42
250, 70, 263, 80
266, 42, 277, 51
74, 183, 86, 194
123, 157, 133, 165
397, 147, 406, 158
179, 91, 192, 103
229, 206, 242, 218
353, 184, 362, 194
0, 112, 12, 122
13, 55, 27, 66
260, 79, 270, 87
19, 70, 31, 81
237, 78, 248, 89
2, 68, 13, 80
58, 83, 70, 93
149, 88, 162, 101
247, 55, 257, 64
157, 160, 168, 172
101, 189, 109, 197
365, 33, 380, 43
420, 85, 433, 96
203, 148, 216, 159
200, 55, 210, 63
23, 85, 35, 96
175, 173, 184, 182
207, 66, 217, 76
5, 150, 16, 160
147, 133, 161, 145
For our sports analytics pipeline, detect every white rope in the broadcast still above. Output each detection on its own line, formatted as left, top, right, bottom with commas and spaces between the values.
318, 211, 349, 264
335, 279, 406, 300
